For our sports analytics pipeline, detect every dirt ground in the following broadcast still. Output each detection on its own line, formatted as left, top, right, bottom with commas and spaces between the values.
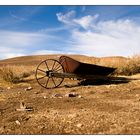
1, 55, 140, 135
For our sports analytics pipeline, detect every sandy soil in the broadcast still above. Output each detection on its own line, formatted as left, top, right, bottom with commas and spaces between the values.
0, 55, 140, 134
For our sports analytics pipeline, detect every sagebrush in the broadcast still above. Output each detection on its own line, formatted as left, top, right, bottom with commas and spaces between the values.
0, 65, 34, 83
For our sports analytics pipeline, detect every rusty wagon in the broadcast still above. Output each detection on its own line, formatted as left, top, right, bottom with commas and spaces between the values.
35, 55, 130, 89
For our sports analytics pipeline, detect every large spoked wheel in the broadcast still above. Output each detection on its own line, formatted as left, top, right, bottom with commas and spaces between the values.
35, 59, 64, 89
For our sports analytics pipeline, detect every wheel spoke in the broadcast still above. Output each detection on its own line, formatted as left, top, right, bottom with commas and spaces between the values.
45, 77, 50, 88
53, 63, 60, 71
54, 67, 63, 72
37, 68, 46, 73
53, 64, 62, 71
51, 77, 56, 87
44, 61, 49, 71
37, 75, 47, 80
52, 61, 56, 70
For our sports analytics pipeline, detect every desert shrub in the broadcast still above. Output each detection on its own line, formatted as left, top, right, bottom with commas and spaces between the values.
115, 55, 140, 76
0, 65, 32, 83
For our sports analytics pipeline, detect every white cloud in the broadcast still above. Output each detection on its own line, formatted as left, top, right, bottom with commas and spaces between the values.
0, 30, 55, 59
0, 46, 26, 60
70, 20, 140, 57
2, 53, 25, 59
9, 11, 27, 21
56, 10, 99, 29
56, 11, 140, 57
73, 14, 99, 29
56, 10, 76, 25
0, 30, 48, 47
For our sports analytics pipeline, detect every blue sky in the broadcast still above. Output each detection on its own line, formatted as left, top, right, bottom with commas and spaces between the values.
1, 6, 140, 59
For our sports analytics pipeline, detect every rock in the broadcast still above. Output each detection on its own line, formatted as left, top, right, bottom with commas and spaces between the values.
68, 113, 78, 118
18, 91, 21, 94
7, 87, 11, 90
15, 120, 21, 125
43, 96, 47, 99
78, 95, 82, 98
51, 94, 63, 98
65, 92, 79, 97
20, 102, 26, 109
16, 102, 33, 111
25, 86, 33, 91
106, 85, 111, 88
76, 123, 83, 128
34, 91, 39, 94
16, 108, 33, 111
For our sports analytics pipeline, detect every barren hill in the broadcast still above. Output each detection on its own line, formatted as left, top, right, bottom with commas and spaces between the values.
0, 54, 128, 66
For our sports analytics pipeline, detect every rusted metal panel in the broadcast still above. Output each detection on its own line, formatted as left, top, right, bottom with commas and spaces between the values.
59, 55, 116, 76
59, 56, 80, 73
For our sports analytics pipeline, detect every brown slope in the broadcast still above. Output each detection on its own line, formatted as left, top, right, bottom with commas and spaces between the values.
0, 54, 128, 67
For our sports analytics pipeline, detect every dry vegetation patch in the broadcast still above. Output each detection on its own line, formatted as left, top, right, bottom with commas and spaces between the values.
116, 55, 140, 76
0, 65, 34, 83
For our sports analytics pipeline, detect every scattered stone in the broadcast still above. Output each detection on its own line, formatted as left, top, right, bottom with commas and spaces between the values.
20, 102, 26, 109
16, 107, 33, 112
106, 85, 111, 88
51, 94, 63, 98
78, 95, 82, 98
34, 91, 39, 94
15, 120, 21, 125
65, 92, 79, 97
43, 96, 47, 99
16, 102, 33, 111
7, 87, 11, 90
68, 113, 78, 118
76, 123, 83, 128
25, 86, 33, 91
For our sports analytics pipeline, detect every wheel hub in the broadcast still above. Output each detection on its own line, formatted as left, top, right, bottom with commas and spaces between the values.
46, 70, 53, 77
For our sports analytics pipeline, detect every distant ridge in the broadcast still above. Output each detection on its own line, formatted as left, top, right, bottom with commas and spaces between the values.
0, 54, 129, 67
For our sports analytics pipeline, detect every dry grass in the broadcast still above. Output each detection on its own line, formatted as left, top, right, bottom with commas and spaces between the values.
115, 55, 140, 76
0, 65, 34, 83
84, 55, 140, 76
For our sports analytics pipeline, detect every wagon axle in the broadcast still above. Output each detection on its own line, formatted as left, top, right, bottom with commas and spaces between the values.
46, 70, 53, 78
